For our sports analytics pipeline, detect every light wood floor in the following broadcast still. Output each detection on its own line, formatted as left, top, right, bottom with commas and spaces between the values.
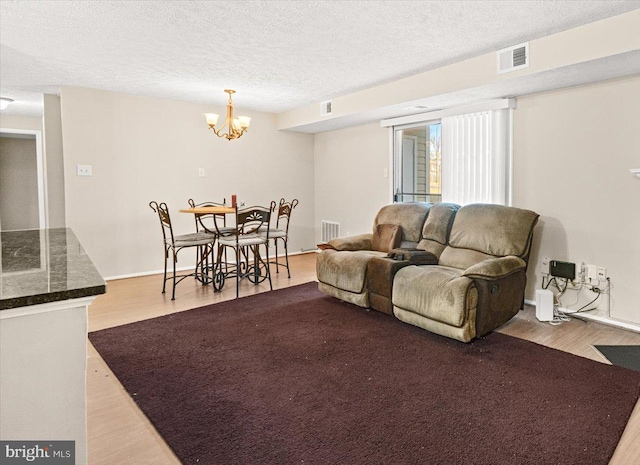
87, 253, 640, 465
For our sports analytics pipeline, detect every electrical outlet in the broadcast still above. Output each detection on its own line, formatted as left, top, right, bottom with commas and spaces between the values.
76, 164, 92, 176
586, 264, 598, 282
597, 267, 607, 280
540, 257, 549, 276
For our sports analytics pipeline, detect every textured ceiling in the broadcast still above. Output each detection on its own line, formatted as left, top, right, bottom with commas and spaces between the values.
0, 1, 638, 119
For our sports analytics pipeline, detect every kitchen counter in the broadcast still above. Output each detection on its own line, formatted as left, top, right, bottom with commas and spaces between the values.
0, 227, 106, 465
0, 228, 106, 310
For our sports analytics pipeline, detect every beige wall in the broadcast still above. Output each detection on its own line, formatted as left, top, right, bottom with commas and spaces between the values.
0, 115, 42, 132
13, 77, 638, 322
60, 87, 315, 278
44, 94, 66, 228
0, 136, 39, 230
313, 122, 391, 239
514, 75, 640, 324
312, 75, 640, 325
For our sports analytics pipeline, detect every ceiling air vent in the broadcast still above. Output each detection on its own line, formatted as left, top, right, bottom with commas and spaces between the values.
320, 100, 332, 116
497, 42, 529, 74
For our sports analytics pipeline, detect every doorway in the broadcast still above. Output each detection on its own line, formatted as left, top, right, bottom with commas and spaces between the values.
0, 129, 46, 231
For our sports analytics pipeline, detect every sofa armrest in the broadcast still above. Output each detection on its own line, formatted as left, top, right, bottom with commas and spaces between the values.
462, 256, 526, 280
328, 233, 373, 251
388, 248, 439, 265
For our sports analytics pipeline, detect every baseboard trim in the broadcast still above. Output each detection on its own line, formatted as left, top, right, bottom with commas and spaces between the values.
524, 299, 640, 334
104, 250, 315, 282
105, 268, 174, 281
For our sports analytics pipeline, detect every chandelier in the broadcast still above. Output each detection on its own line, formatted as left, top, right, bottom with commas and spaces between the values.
205, 89, 251, 141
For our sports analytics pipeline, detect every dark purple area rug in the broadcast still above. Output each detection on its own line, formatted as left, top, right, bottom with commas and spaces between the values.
89, 282, 640, 465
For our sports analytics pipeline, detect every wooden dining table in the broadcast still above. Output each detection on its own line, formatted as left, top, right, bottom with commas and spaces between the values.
179, 204, 272, 295
179, 205, 237, 236
179, 205, 237, 215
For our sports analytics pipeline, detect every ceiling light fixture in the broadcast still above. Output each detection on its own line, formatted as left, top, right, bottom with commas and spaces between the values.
205, 89, 251, 141
402, 104, 429, 111
0, 98, 14, 110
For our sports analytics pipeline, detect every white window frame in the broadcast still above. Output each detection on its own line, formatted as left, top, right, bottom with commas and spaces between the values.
391, 119, 442, 204
382, 99, 515, 206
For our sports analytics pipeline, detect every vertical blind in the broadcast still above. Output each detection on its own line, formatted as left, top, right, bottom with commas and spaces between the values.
441, 109, 511, 205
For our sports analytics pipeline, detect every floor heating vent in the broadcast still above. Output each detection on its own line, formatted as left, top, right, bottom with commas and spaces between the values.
321, 220, 340, 243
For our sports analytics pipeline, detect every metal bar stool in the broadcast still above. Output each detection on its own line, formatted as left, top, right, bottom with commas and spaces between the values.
214, 205, 272, 298
262, 198, 298, 278
149, 201, 217, 300
187, 198, 234, 277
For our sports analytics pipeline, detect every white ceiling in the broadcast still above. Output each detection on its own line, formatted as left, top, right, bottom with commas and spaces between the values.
1, 1, 638, 121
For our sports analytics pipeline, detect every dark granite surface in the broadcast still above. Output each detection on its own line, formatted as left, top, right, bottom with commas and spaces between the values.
0, 228, 106, 310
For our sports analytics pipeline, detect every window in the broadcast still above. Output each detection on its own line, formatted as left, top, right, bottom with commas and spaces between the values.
386, 99, 514, 206
393, 121, 441, 203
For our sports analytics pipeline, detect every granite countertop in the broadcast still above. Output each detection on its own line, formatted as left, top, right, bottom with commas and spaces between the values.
0, 228, 106, 310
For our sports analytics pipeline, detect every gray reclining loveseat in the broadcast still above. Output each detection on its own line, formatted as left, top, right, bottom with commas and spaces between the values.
316, 202, 539, 342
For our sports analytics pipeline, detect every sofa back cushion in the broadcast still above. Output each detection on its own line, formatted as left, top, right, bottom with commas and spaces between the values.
417, 203, 460, 257
373, 202, 431, 248
438, 204, 539, 270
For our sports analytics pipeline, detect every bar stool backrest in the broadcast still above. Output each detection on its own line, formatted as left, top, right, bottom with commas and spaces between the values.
237, 206, 271, 236
149, 201, 175, 245
187, 198, 227, 234
276, 198, 299, 234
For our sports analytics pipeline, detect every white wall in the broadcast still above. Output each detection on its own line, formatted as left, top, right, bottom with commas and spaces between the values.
313, 122, 390, 240
1, 303, 89, 464
60, 87, 315, 278
514, 75, 640, 324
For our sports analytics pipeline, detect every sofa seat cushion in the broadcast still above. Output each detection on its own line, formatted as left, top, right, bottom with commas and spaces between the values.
393, 265, 477, 328
316, 249, 387, 294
